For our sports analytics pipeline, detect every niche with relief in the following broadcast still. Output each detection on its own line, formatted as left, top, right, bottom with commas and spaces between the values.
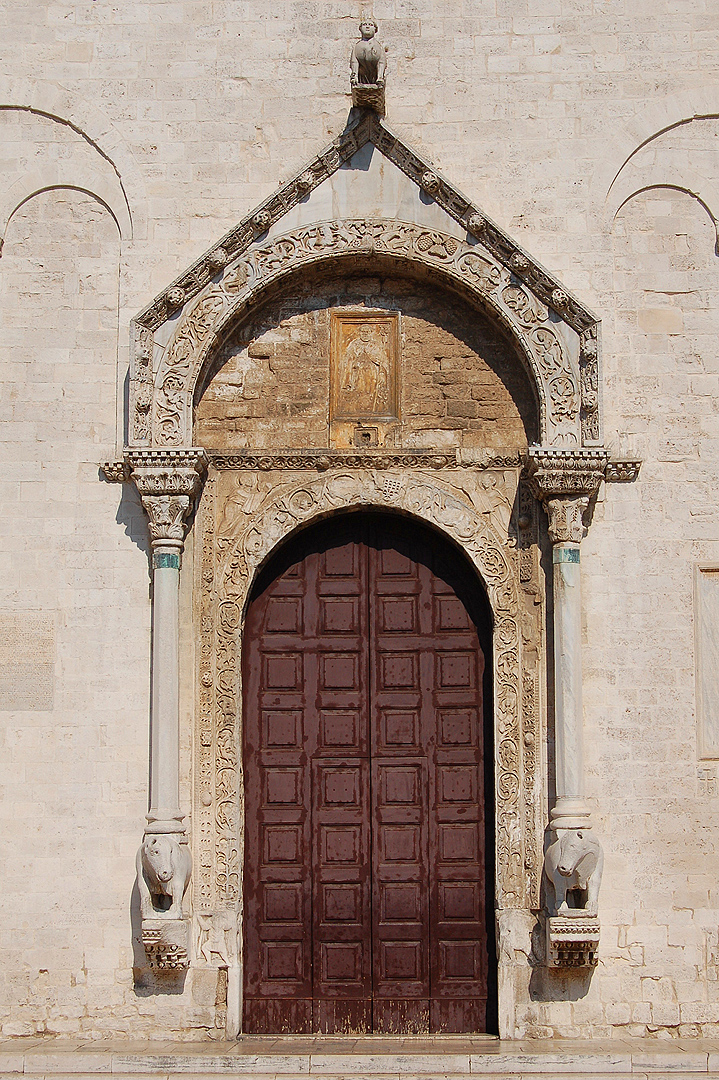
193, 270, 538, 452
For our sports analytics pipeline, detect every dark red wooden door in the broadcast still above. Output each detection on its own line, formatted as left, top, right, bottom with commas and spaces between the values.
242, 514, 493, 1034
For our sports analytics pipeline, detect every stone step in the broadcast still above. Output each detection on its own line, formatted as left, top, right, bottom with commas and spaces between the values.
2, 1039, 719, 1080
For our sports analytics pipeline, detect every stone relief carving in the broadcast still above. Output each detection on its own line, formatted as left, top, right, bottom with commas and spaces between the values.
136, 220, 584, 450
195, 465, 543, 923
196, 910, 237, 967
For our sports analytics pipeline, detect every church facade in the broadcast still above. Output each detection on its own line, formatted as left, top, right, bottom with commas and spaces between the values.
1, 1, 719, 1043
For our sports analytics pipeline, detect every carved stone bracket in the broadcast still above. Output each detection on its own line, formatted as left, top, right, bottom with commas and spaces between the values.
547, 915, 600, 969
526, 447, 608, 543
141, 919, 190, 972
605, 458, 641, 482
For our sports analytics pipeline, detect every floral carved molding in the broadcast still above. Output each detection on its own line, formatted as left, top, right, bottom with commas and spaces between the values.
195, 467, 544, 920
130, 218, 597, 452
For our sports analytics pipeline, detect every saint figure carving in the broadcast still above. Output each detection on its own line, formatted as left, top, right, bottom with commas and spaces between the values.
350, 18, 387, 86
340, 323, 390, 414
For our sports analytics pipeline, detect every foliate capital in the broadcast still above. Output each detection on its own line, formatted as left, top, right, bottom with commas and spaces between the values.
526, 447, 607, 544
545, 496, 590, 544
127, 448, 207, 546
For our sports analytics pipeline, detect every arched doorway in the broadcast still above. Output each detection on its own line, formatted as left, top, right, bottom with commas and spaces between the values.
242, 511, 496, 1034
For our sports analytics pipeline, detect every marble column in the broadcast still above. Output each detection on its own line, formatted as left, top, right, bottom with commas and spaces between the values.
544, 495, 592, 831
130, 449, 207, 970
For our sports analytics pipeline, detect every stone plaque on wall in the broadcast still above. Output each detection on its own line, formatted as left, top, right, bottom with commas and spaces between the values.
0, 612, 55, 711
696, 567, 719, 758
330, 311, 399, 422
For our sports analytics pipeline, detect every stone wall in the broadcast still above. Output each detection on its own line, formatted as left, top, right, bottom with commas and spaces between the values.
1, 0, 719, 1041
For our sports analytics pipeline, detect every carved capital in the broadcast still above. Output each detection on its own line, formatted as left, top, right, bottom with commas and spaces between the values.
545, 496, 590, 544
527, 447, 607, 544
127, 449, 207, 547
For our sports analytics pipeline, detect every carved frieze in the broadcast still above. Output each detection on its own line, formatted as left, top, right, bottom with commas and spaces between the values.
196, 466, 543, 917
208, 449, 526, 472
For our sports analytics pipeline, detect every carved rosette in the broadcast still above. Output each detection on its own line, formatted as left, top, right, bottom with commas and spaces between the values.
128, 449, 207, 549
526, 448, 608, 544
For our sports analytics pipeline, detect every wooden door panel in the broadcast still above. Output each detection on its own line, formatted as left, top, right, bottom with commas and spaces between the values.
243, 513, 492, 1034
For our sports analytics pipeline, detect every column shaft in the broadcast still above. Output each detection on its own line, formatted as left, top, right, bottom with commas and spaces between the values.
553, 543, 584, 801
150, 549, 181, 815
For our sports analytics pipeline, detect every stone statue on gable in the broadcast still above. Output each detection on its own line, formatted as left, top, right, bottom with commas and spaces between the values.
350, 17, 387, 114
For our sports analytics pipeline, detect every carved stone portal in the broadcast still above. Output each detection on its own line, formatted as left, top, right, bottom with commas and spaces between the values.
131, 219, 594, 452
193, 462, 544, 1019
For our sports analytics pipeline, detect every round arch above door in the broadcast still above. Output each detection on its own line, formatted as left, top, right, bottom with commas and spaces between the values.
241, 511, 497, 1034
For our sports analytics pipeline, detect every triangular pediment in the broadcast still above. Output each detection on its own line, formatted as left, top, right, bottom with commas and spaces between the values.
136, 112, 596, 337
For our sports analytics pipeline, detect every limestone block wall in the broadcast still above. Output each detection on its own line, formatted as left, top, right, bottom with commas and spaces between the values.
1, 0, 719, 1041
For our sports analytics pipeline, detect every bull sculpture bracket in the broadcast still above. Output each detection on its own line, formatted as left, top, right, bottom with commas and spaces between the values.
136, 831, 192, 972
543, 827, 604, 968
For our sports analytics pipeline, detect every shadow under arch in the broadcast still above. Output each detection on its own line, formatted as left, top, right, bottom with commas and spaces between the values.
193, 257, 540, 448
240, 505, 499, 1034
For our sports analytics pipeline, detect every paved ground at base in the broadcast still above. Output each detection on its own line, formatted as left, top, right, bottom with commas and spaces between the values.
3, 1036, 719, 1079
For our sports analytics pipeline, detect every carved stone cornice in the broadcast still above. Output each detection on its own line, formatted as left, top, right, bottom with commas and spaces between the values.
127, 449, 207, 547
526, 447, 608, 500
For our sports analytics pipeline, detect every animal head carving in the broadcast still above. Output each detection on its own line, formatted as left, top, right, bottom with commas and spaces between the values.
142, 835, 176, 883
556, 829, 592, 876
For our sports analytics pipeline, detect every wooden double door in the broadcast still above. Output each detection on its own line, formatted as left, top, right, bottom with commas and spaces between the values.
242, 513, 494, 1034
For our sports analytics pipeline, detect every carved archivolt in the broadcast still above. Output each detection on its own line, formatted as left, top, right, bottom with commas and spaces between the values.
195, 467, 544, 923
130, 219, 598, 452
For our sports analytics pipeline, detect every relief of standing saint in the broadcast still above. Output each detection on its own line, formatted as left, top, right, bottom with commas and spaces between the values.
339, 322, 390, 415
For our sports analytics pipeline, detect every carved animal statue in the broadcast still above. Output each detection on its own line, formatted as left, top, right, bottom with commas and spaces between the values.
350, 18, 387, 85
136, 834, 192, 920
544, 828, 603, 916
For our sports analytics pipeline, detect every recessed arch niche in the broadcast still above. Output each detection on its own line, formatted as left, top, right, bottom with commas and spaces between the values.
193, 261, 539, 453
